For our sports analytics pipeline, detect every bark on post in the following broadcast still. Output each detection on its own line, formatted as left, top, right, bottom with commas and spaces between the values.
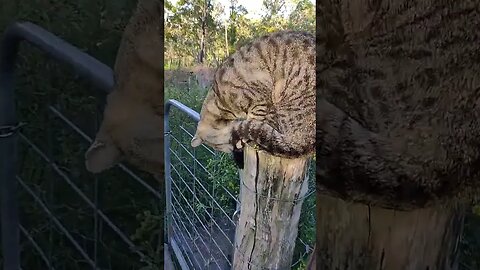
232, 146, 311, 269
315, 194, 466, 270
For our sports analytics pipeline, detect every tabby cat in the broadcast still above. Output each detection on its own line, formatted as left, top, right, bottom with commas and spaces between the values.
84, 0, 163, 176
191, 31, 316, 160
316, 0, 480, 209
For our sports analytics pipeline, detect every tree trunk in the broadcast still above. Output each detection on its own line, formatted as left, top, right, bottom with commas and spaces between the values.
197, 0, 209, 64
232, 146, 310, 269
315, 194, 466, 270
224, 21, 228, 58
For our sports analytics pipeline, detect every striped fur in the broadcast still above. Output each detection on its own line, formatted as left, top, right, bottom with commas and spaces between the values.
192, 31, 316, 159
316, 0, 480, 209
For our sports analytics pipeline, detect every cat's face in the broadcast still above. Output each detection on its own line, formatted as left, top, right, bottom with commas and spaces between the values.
85, 91, 163, 176
191, 91, 241, 153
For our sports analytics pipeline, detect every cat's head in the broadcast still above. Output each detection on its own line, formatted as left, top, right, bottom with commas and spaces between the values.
191, 90, 245, 169
85, 91, 163, 176
191, 91, 239, 153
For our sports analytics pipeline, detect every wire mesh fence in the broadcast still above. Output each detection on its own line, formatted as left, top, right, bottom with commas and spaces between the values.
165, 100, 316, 270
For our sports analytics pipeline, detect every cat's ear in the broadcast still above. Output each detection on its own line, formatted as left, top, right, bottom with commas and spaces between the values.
85, 134, 122, 173
191, 136, 203, 148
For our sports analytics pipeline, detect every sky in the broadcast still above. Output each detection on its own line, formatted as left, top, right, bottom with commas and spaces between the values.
169, 0, 315, 20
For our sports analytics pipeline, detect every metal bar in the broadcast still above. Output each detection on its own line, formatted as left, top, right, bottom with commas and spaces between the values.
165, 99, 237, 268
165, 99, 200, 263
164, 99, 219, 269
165, 100, 200, 123
0, 21, 114, 270
1, 22, 113, 93
170, 238, 190, 270
19, 225, 55, 270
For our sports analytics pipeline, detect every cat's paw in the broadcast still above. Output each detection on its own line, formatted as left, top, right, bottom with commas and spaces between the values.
235, 140, 244, 150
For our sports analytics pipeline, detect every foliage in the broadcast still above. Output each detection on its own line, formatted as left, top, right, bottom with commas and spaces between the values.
164, 0, 315, 69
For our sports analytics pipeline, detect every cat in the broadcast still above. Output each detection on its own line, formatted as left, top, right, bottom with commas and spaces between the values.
316, 0, 480, 209
84, 0, 163, 177
191, 31, 316, 160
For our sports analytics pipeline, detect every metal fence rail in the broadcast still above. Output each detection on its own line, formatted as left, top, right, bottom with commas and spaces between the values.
0, 21, 162, 270
165, 99, 315, 270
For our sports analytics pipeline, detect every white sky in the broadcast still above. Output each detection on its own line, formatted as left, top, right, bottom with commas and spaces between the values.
169, 0, 315, 20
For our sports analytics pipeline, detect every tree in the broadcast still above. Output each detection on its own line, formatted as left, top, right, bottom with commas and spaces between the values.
261, 0, 286, 20
288, 0, 314, 33
164, 0, 218, 67
197, 0, 212, 63
226, 0, 247, 55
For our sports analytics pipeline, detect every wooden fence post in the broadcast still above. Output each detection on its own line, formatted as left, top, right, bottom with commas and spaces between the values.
232, 146, 311, 269
314, 194, 466, 270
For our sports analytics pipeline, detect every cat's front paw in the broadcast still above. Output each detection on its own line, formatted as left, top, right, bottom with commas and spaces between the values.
234, 140, 244, 150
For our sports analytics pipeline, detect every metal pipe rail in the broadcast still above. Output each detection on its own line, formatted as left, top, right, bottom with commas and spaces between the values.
0, 21, 114, 270
164, 99, 200, 270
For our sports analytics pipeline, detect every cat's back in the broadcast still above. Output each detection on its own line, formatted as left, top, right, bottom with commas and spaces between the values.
217, 31, 316, 98
318, 0, 480, 166
236, 31, 315, 71
113, 0, 162, 103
